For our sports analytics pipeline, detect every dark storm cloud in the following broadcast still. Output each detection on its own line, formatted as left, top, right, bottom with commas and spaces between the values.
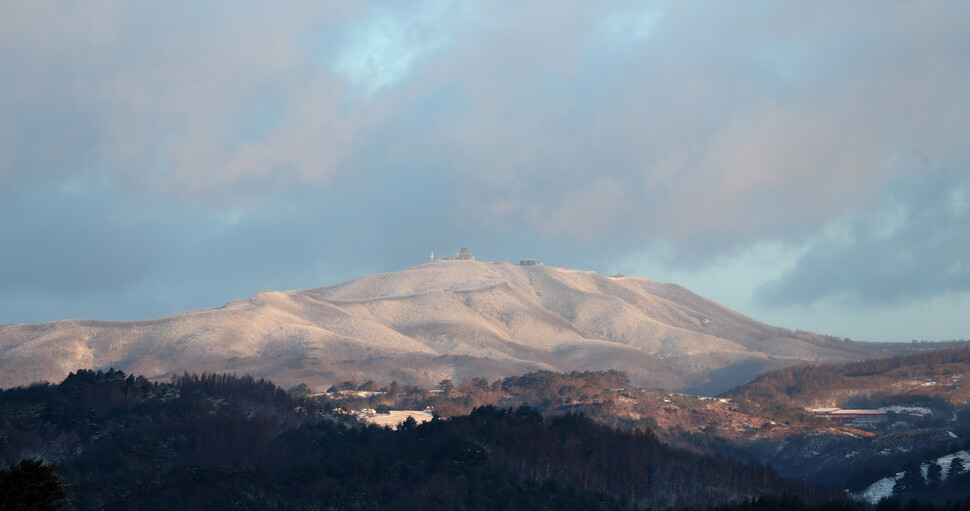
1, 183, 164, 294
0, 165, 473, 323
755, 161, 970, 307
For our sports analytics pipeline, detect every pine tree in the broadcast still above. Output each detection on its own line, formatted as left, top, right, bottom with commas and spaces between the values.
0, 458, 68, 511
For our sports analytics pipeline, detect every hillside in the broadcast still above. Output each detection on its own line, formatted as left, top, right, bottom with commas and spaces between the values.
716, 347, 970, 501
0, 369, 822, 510
723, 346, 970, 409
7, 367, 968, 509
0, 261, 915, 393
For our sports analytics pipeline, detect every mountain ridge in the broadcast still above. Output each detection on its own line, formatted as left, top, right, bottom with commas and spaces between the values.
0, 260, 915, 392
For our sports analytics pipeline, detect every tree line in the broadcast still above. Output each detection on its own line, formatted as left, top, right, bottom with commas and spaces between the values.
1, 368, 821, 510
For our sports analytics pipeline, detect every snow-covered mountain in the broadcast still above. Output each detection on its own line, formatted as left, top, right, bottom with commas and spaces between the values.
0, 261, 897, 392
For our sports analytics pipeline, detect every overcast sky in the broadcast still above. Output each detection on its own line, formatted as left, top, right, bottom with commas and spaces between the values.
1, 1, 968, 342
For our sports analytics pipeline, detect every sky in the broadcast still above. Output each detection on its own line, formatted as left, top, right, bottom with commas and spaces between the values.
1, 1, 968, 343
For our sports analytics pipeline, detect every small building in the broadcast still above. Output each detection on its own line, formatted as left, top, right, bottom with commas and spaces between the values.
519, 259, 536, 266
811, 408, 841, 414
438, 247, 475, 261
810, 408, 888, 426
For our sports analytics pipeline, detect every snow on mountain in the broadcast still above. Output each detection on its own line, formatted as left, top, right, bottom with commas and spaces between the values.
0, 261, 892, 392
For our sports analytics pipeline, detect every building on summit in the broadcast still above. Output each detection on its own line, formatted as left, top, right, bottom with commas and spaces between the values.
437, 247, 475, 261
434, 248, 538, 265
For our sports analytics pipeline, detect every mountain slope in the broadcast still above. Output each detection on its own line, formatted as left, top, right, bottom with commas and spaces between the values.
0, 261, 906, 392
0, 369, 821, 510
723, 345, 970, 408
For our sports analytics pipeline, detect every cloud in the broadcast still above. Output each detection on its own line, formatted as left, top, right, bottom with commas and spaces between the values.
0, 2, 371, 200
4, 1, 966, 230
369, 0, 970, 254
755, 161, 970, 307
1, 1, 969, 337
0, 182, 164, 295
332, 0, 464, 95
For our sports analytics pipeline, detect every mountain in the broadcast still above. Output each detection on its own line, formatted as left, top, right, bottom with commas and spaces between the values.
0, 260, 912, 392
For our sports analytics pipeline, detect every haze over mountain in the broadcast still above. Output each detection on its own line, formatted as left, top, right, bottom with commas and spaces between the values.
0, 261, 910, 393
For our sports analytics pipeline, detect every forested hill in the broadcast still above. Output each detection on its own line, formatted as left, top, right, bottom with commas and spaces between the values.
1, 369, 821, 510
722, 345, 970, 409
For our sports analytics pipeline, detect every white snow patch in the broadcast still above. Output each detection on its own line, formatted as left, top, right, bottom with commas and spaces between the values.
878, 405, 932, 415
934, 450, 970, 480
948, 431, 959, 439
859, 472, 904, 504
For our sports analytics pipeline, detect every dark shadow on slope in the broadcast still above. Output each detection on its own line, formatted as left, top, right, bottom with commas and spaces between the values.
684, 358, 777, 396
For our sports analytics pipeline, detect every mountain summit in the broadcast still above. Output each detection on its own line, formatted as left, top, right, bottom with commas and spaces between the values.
0, 261, 897, 392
